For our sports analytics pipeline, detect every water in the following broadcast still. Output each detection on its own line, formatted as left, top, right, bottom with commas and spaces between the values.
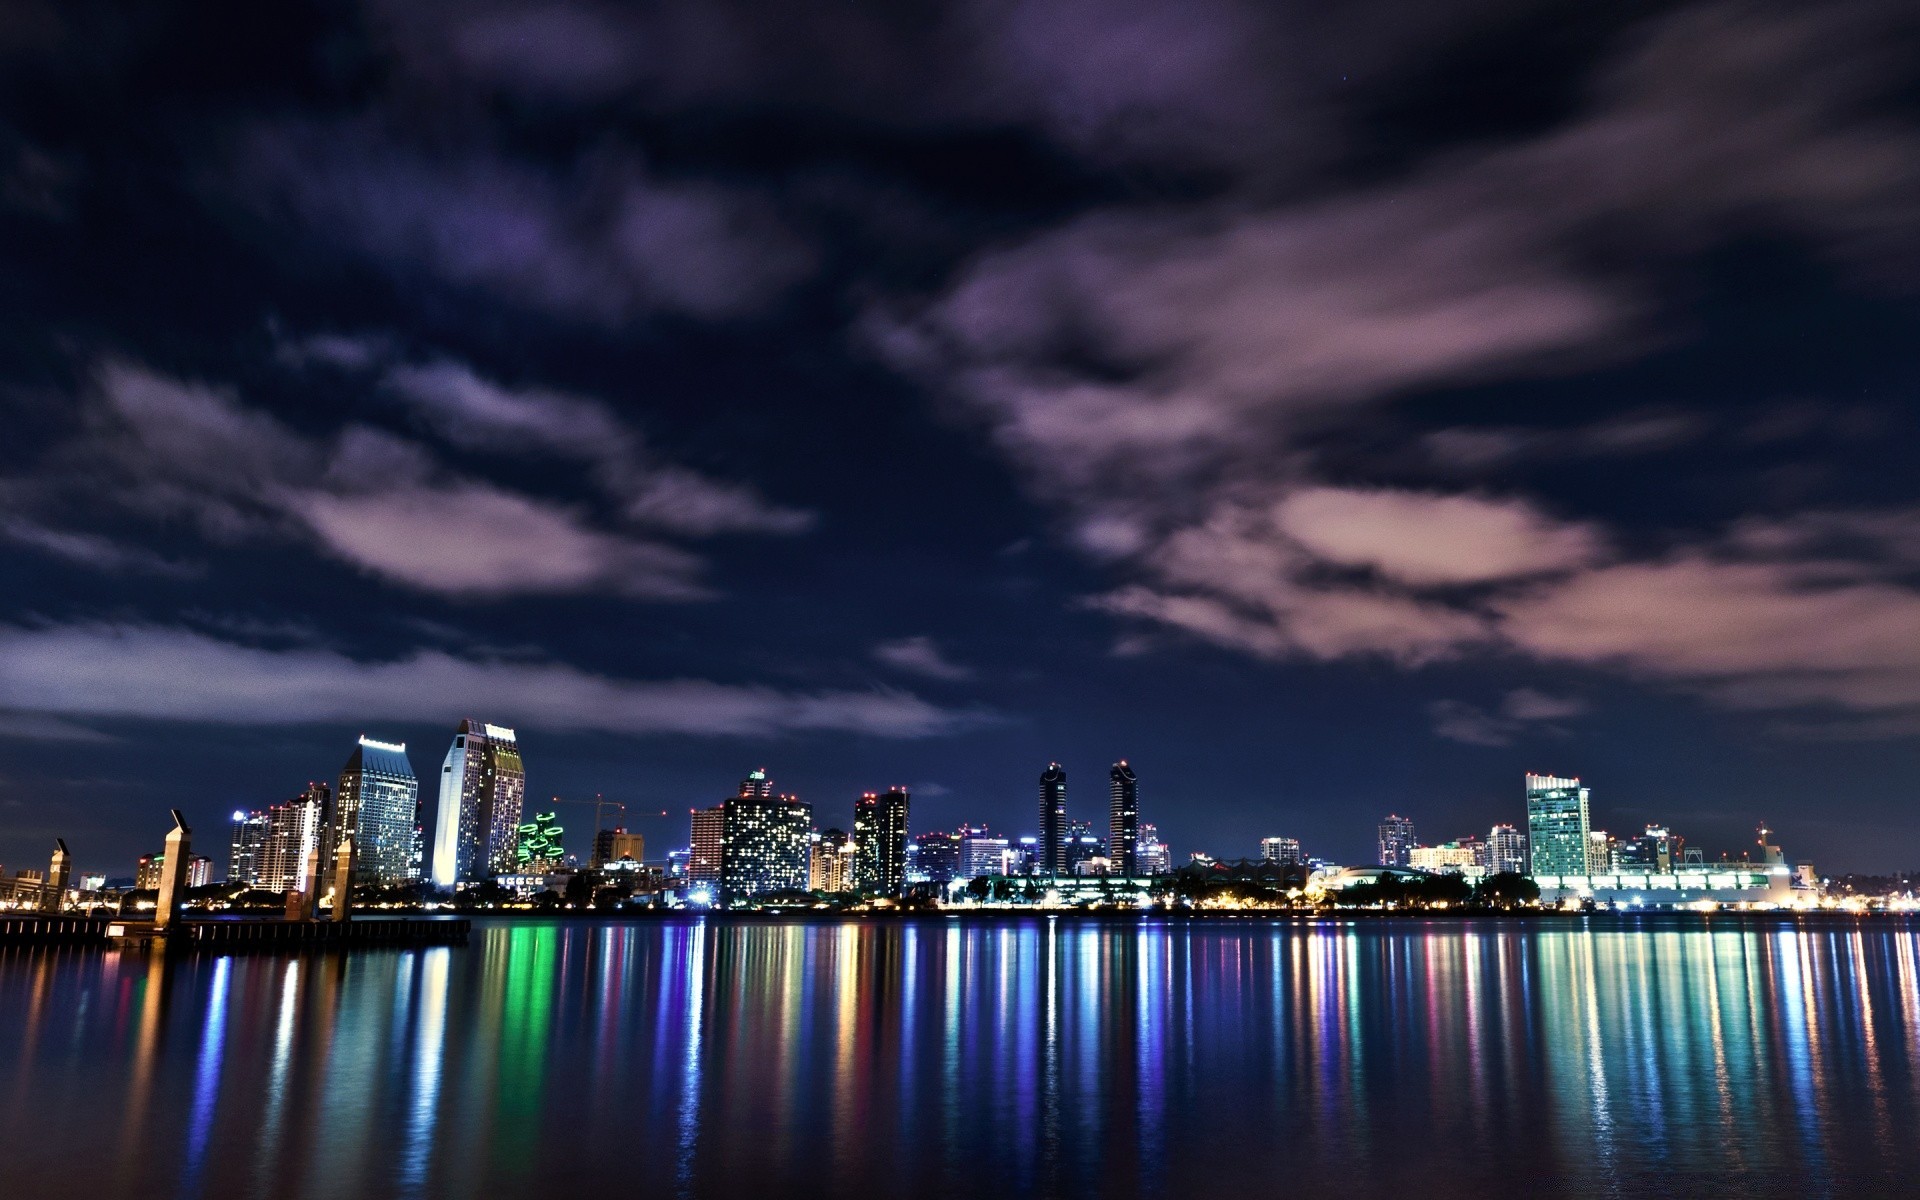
3, 915, 1918, 1199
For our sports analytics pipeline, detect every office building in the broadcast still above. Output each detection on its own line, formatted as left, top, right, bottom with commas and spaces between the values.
187, 855, 213, 888
810, 828, 855, 892
1063, 819, 1104, 873
689, 805, 725, 892
914, 830, 962, 885
959, 827, 1010, 879
1486, 824, 1528, 875
1614, 825, 1682, 873
1526, 773, 1592, 876
1139, 824, 1171, 875
1410, 842, 1478, 874
335, 735, 422, 886
1109, 761, 1140, 876
593, 827, 646, 868
1261, 837, 1304, 866
135, 853, 164, 891
1038, 763, 1068, 875
740, 768, 773, 798
228, 808, 270, 886
855, 788, 911, 898
431, 720, 526, 886
1378, 815, 1416, 869
261, 783, 329, 893
720, 793, 811, 904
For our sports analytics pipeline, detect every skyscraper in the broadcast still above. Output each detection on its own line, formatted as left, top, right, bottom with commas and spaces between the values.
256, 783, 329, 893
1138, 823, 1171, 875
689, 806, 725, 893
855, 788, 911, 898
1260, 836, 1304, 866
228, 808, 270, 886
720, 793, 811, 904
740, 768, 773, 798
1525, 773, 1592, 876
335, 735, 421, 886
959, 826, 1010, 879
1487, 823, 1528, 874
1109, 761, 1140, 875
431, 720, 526, 886
810, 828, 854, 892
1378, 815, 1416, 869
1038, 763, 1068, 876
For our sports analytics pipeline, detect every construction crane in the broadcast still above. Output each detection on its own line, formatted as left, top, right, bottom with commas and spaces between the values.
546, 794, 627, 839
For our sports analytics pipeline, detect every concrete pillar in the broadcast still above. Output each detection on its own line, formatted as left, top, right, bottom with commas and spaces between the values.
42, 839, 71, 914
330, 835, 355, 923
288, 844, 323, 921
153, 810, 191, 931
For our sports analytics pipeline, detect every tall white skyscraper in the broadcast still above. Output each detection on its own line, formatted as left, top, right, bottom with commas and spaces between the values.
431, 719, 525, 887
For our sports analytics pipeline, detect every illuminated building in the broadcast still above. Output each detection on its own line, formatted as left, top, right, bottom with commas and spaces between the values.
1261, 837, 1304, 866
913, 830, 962, 885
739, 768, 773, 798
431, 720, 526, 886
666, 848, 691, 878
854, 788, 911, 898
593, 827, 645, 868
810, 828, 854, 892
228, 809, 270, 886
1409, 842, 1478, 874
516, 812, 565, 870
135, 853, 164, 890
186, 855, 212, 888
1038, 763, 1068, 875
1614, 825, 1681, 873
959, 827, 1009, 879
1487, 823, 1528, 874
720, 793, 812, 903
335, 735, 422, 886
689, 805, 725, 889
1138, 824, 1171, 875
1526, 773, 1592, 877
1377, 815, 1416, 869
1109, 761, 1140, 876
261, 783, 329, 893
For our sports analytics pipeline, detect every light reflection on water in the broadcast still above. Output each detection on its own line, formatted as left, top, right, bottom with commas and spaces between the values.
2, 916, 1918, 1199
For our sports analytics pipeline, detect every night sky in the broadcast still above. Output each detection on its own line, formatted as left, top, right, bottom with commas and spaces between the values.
2, 0, 1918, 878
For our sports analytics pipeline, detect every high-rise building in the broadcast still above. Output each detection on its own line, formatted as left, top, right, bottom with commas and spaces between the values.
739, 768, 773, 798
1614, 825, 1681, 873
135, 853, 164, 890
810, 828, 855, 892
261, 783, 329, 893
187, 855, 213, 888
959, 826, 1010, 879
1038, 763, 1068, 875
1260, 837, 1304, 866
914, 830, 963, 885
1138, 824, 1171, 875
1526, 773, 1592, 877
430, 721, 525, 885
855, 788, 911, 898
720, 793, 811, 904
1109, 761, 1140, 875
1063, 819, 1104, 873
335, 736, 422, 886
689, 806, 725, 892
228, 808, 270, 886
1378, 815, 1416, 869
1487, 824, 1528, 874
593, 827, 646, 868
1410, 842, 1477, 874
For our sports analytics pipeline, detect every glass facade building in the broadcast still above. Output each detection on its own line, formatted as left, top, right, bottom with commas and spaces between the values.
720, 794, 812, 904
1378, 815, 1416, 869
228, 809, 270, 886
335, 735, 421, 886
913, 830, 962, 885
1525, 773, 1592, 877
431, 720, 526, 886
1487, 823, 1528, 874
261, 782, 329, 893
1038, 763, 1068, 876
1109, 762, 1140, 876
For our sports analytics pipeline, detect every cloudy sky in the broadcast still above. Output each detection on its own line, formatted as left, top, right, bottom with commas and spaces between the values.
2, 0, 1918, 876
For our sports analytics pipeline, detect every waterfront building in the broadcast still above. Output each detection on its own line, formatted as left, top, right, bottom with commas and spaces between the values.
593, 827, 645, 868
187, 855, 212, 888
1409, 842, 1478, 874
855, 788, 911, 898
1109, 761, 1140, 876
959, 827, 1010, 879
1378, 815, 1416, 869
431, 720, 526, 886
335, 735, 422, 886
689, 806, 725, 891
720, 793, 812, 903
228, 808, 270, 886
135, 853, 164, 890
1487, 824, 1528, 874
810, 828, 855, 892
1261, 837, 1304, 866
1614, 825, 1681, 873
1526, 773, 1592, 876
1139, 823, 1171, 875
261, 783, 329, 893
914, 830, 962, 885
1038, 763, 1068, 875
